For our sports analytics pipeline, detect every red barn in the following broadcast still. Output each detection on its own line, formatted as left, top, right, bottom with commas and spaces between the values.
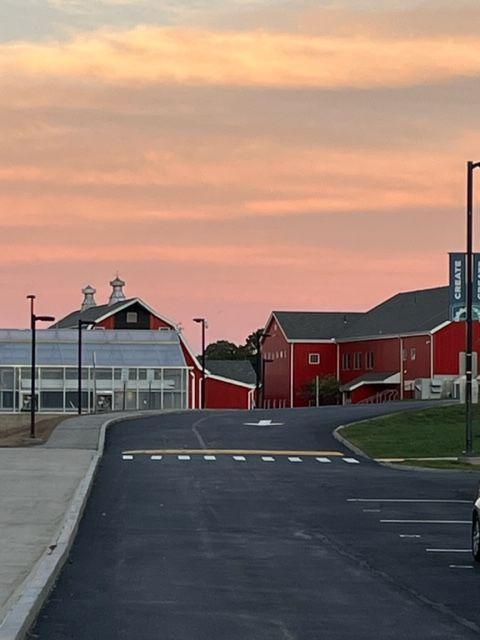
261, 286, 477, 406
52, 278, 255, 410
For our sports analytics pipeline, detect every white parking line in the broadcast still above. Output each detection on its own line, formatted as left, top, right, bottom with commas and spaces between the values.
122, 455, 133, 460
399, 534, 421, 538
363, 509, 381, 513
381, 520, 470, 524
348, 499, 471, 504
261, 456, 275, 462
316, 457, 331, 463
203, 455, 216, 461
342, 458, 360, 464
178, 455, 191, 461
450, 565, 474, 569
233, 456, 246, 461
150, 455, 163, 460
426, 549, 470, 553
288, 457, 302, 463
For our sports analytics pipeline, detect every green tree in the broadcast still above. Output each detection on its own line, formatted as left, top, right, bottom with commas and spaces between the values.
303, 375, 341, 406
203, 340, 242, 361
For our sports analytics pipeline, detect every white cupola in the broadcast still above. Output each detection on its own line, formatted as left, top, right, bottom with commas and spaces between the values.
81, 285, 97, 311
108, 275, 126, 305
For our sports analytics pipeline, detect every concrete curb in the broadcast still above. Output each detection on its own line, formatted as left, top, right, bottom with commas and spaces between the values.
333, 421, 372, 460
0, 411, 167, 640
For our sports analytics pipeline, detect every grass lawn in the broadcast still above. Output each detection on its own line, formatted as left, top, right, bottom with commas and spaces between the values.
344, 404, 480, 461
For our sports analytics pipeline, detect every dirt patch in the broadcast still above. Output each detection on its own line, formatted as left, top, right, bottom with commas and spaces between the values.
0, 415, 69, 446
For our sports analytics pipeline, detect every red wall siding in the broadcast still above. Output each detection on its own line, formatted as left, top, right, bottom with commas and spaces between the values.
402, 335, 431, 381
205, 377, 252, 409
339, 338, 400, 384
97, 317, 114, 329
261, 318, 291, 406
292, 343, 337, 407
150, 316, 174, 330
434, 322, 480, 374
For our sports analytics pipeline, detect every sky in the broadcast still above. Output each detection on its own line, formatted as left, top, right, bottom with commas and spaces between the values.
1, 0, 480, 348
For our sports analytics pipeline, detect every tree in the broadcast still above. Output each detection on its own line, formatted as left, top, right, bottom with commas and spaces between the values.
302, 375, 341, 406
203, 340, 242, 361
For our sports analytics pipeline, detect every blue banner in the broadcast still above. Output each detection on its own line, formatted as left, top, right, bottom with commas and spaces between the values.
449, 253, 466, 321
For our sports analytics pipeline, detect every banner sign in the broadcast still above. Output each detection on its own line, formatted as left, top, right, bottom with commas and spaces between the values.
449, 252, 480, 321
449, 253, 466, 321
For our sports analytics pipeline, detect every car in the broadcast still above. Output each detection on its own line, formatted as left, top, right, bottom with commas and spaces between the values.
472, 486, 480, 561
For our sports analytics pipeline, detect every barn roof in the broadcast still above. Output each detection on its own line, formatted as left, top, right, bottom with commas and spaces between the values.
272, 311, 364, 340
338, 286, 449, 340
51, 299, 138, 329
206, 360, 257, 385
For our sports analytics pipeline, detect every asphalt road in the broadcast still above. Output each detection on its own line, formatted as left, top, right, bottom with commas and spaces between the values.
32, 403, 480, 639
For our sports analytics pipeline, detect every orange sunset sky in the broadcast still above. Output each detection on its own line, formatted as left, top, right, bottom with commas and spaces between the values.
1, 0, 480, 349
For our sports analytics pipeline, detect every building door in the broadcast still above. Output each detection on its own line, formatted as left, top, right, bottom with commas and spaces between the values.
96, 392, 113, 412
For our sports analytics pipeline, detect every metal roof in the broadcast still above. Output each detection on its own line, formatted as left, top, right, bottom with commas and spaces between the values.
51, 299, 137, 329
338, 286, 449, 340
340, 372, 399, 392
206, 360, 257, 385
0, 329, 187, 368
273, 311, 364, 340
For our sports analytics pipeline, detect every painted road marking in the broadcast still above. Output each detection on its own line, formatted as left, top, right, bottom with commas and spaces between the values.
288, 457, 302, 463
426, 549, 470, 553
244, 419, 284, 426
122, 455, 133, 460
381, 520, 470, 524
123, 449, 345, 457
363, 509, 381, 513
233, 456, 246, 461
450, 565, 474, 569
177, 455, 191, 461
343, 458, 360, 464
316, 457, 331, 463
399, 534, 421, 538
261, 456, 275, 462
150, 455, 163, 460
348, 499, 471, 504
203, 455, 216, 461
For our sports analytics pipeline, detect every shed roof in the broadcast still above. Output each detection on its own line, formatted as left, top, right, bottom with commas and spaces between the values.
0, 329, 187, 368
272, 311, 364, 340
340, 372, 399, 392
206, 360, 257, 385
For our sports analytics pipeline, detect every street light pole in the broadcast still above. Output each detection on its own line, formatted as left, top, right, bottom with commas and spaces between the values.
466, 161, 480, 456
27, 297, 55, 439
193, 318, 207, 409
78, 320, 95, 415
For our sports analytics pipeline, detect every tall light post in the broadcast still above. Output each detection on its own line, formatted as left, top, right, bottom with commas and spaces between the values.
465, 161, 480, 455
78, 319, 95, 415
261, 357, 273, 409
27, 296, 55, 438
255, 331, 270, 408
193, 318, 207, 409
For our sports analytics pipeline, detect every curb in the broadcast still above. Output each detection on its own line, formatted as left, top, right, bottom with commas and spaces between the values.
0, 412, 165, 640
333, 422, 371, 460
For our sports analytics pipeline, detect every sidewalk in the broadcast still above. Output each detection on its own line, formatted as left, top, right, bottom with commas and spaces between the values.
0, 410, 165, 640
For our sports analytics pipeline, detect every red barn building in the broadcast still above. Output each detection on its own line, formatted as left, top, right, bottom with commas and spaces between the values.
261, 286, 477, 406
51, 278, 255, 411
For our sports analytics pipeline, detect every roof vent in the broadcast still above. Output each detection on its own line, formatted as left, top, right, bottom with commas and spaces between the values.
81, 285, 97, 311
108, 275, 126, 306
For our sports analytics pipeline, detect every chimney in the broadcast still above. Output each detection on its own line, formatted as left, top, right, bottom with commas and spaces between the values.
108, 275, 126, 305
81, 285, 97, 311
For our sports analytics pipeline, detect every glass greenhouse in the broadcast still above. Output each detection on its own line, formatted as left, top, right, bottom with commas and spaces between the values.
0, 329, 189, 413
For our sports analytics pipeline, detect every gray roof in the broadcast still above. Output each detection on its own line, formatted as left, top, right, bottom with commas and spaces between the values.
51, 299, 137, 329
273, 311, 364, 340
340, 372, 398, 392
0, 329, 187, 367
206, 360, 256, 385
338, 286, 449, 340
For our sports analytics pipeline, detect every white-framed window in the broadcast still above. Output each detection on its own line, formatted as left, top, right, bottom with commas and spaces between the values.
402, 348, 408, 362
410, 347, 416, 361
126, 311, 138, 323
309, 353, 320, 365
341, 353, 351, 370
366, 352, 374, 370
353, 352, 362, 370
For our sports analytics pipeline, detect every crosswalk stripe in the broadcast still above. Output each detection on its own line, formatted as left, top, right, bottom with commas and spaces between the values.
288, 457, 302, 463
233, 455, 246, 461
342, 457, 360, 464
150, 455, 163, 460
261, 456, 275, 462
122, 455, 133, 460
316, 457, 331, 463
178, 455, 191, 461
203, 455, 216, 461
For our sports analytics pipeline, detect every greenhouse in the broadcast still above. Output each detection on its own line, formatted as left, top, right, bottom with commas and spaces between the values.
0, 329, 190, 413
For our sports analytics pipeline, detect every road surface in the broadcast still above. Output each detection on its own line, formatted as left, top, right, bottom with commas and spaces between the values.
32, 404, 480, 639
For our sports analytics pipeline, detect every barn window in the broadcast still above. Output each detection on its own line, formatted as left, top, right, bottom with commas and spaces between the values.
126, 311, 138, 323
410, 348, 416, 361
341, 353, 352, 370
309, 353, 320, 365
366, 352, 374, 370
353, 352, 362, 370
